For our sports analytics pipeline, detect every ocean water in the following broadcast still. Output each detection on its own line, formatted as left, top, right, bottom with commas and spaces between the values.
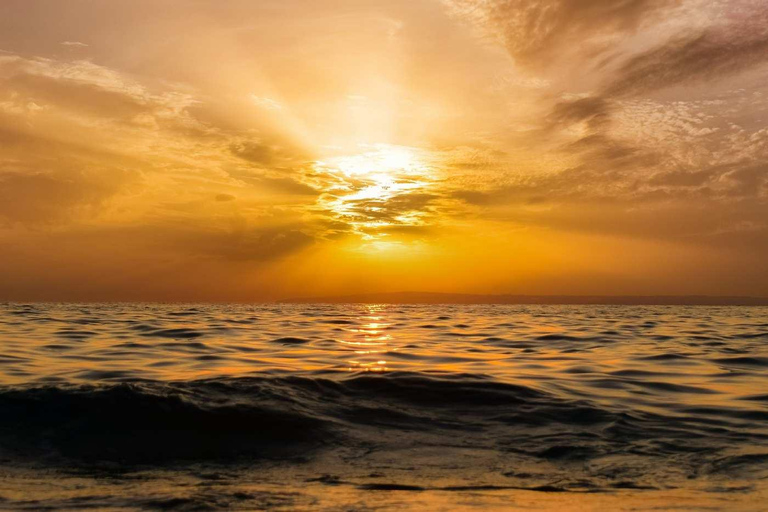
0, 303, 767, 510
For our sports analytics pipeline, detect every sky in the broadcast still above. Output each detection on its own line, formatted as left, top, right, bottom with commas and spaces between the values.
0, 0, 767, 301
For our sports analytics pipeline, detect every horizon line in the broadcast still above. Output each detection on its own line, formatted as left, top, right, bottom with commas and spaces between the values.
280, 291, 768, 306
2, 292, 768, 306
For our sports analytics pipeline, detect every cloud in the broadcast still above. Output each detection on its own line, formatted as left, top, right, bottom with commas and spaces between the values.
229, 138, 310, 169
165, 224, 315, 262
0, 51, 322, 261
3, 71, 149, 120
460, 0, 766, 250
250, 95, 283, 111
444, 0, 680, 69
0, 168, 132, 224
342, 193, 440, 224
61, 41, 89, 48
548, 97, 615, 129
452, 179, 768, 252
605, 19, 768, 97
230, 140, 277, 165
0, 56, 147, 99
257, 176, 319, 196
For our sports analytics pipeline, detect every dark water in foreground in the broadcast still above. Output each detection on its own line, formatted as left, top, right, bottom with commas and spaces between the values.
1, 303, 767, 510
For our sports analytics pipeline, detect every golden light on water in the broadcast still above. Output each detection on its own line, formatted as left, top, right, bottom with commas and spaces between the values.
341, 306, 392, 372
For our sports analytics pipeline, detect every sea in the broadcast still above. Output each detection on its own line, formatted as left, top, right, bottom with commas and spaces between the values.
0, 303, 767, 511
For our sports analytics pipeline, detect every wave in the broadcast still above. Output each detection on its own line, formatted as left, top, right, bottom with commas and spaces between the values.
0, 377, 331, 463
2, 373, 766, 472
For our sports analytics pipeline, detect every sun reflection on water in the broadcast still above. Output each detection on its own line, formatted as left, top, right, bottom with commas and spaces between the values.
339, 305, 393, 372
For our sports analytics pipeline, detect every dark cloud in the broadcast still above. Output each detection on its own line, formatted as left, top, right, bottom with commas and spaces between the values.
605, 20, 768, 97
343, 193, 439, 224
229, 138, 310, 169
447, 0, 678, 68
645, 162, 767, 197
230, 141, 277, 165
718, 162, 768, 198
528, 5, 768, 226
566, 134, 659, 172
451, 0, 768, 94
257, 176, 318, 196
166, 225, 315, 262
548, 97, 614, 129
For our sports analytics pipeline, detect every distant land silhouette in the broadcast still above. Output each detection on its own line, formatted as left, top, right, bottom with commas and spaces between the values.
283, 292, 768, 306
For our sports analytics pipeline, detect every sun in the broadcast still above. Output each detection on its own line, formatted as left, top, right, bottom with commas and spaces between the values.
314, 144, 434, 240
327, 144, 425, 178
